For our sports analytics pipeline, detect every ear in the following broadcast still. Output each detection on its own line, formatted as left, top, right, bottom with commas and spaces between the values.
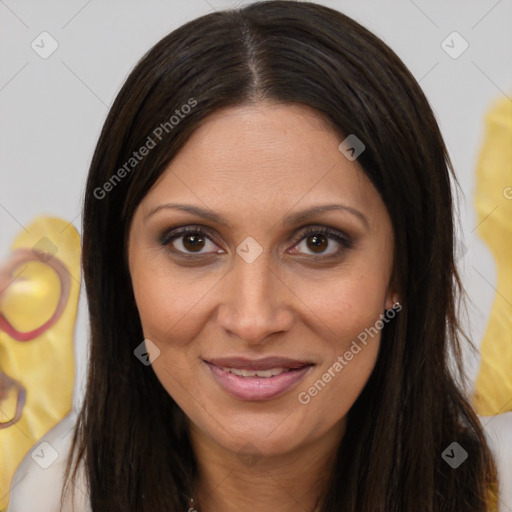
384, 281, 401, 311
384, 263, 401, 311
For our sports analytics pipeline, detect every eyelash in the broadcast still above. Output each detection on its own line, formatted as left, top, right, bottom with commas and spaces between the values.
160, 225, 353, 260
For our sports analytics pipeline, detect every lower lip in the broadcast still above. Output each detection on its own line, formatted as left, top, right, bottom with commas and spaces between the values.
204, 361, 313, 401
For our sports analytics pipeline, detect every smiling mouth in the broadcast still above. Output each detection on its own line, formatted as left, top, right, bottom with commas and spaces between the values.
202, 356, 315, 400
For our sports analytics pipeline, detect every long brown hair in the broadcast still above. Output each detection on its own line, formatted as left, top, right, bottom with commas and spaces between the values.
66, 1, 497, 510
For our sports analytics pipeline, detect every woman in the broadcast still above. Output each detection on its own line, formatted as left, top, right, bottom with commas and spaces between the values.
8, 1, 498, 510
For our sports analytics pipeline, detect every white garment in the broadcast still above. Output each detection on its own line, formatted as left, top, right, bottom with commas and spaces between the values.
480, 411, 512, 512
6, 411, 91, 512
7, 411, 512, 512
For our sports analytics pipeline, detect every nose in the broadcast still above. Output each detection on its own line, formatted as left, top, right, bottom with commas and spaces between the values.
216, 251, 294, 345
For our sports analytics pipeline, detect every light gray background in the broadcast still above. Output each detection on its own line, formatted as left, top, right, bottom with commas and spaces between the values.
1, 0, 511, 410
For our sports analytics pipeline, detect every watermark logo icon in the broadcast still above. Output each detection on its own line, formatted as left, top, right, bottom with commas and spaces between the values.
236, 236, 263, 264
237, 442, 263, 467
441, 31, 469, 59
32, 237, 58, 263
31, 31, 59, 59
454, 237, 468, 262
134, 339, 161, 366
31, 441, 59, 469
338, 134, 365, 161
442, 442, 468, 469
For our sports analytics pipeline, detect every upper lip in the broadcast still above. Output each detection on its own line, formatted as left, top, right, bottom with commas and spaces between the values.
204, 357, 314, 371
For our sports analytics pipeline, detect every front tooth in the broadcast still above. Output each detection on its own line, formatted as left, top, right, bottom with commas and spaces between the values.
222, 367, 289, 377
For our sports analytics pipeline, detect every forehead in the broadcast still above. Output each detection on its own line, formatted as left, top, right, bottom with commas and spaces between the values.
140, 103, 382, 224
169, 102, 344, 181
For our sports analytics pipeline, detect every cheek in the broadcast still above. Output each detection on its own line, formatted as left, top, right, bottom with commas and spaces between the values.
130, 253, 210, 345
290, 267, 387, 411
130, 261, 206, 406
291, 263, 390, 342
299, 341, 380, 440
295, 287, 385, 429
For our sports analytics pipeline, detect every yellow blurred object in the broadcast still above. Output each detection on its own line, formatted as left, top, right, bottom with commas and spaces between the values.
472, 96, 512, 416
0, 217, 80, 510
2, 262, 61, 332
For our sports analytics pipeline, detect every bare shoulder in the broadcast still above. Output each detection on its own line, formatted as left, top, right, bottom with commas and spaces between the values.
6, 412, 91, 512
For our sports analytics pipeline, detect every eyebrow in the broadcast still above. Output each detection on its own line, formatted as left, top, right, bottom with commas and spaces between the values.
145, 202, 369, 229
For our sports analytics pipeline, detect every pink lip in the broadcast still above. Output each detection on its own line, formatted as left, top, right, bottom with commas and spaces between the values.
204, 359, 314, 401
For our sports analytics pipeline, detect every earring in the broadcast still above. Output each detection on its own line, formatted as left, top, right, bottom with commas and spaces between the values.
384, 301, 402, 317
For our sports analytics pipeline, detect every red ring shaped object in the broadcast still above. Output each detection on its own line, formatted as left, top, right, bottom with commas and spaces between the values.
0, 248, 71, 342
0, 371, 26, 429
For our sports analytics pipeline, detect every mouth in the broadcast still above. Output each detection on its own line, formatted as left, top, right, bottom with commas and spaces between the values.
203, 356, 315, 401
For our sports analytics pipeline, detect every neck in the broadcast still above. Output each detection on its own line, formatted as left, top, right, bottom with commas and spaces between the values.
188, 420, 345, 512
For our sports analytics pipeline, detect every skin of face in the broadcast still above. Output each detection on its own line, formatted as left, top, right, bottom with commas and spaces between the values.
128, 102, 397, 510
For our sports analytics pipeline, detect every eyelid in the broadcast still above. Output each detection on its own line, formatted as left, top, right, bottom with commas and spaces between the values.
160, 224, 220, 246
294, 225, 352, 248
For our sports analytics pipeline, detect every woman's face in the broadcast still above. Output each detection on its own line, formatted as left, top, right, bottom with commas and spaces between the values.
128, 103, 396, 460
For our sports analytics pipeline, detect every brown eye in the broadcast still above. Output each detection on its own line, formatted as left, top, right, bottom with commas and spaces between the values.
182, 233, 206, 252
306, 234, 328, 253
289, 227, 352, 258
161, 226, 223, 256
